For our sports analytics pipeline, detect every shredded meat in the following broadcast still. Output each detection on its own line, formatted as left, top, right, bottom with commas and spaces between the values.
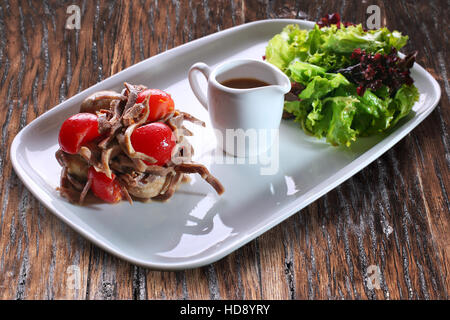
79, 90, 126, 114
56, 82, 224, 204
174, 163, 225, 195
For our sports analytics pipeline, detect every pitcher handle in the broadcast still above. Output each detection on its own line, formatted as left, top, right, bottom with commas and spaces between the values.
188, 62, 210, 110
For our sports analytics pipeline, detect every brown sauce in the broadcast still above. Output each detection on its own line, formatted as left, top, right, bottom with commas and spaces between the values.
221, 78, 270, 89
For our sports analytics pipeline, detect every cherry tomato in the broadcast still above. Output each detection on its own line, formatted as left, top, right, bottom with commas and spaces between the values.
58, 113, 101, 154
88, 167, 122, 203
136, 89, 175, 122
130, 123, 176, 166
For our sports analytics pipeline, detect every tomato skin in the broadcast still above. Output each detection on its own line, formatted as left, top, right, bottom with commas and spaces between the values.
130, 123, 176, 166
88, 167, 122, 203
136, 89, 175, 122
58, 113, 100, 154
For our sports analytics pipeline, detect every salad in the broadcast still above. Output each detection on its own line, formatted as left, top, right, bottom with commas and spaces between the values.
265, 13, 419, 147
56, 83, 224, 205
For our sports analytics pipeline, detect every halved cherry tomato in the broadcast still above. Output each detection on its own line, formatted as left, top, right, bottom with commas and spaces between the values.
130, 122, 176, 166
58, 113, 101, 154
88, 167, 122, 203
136, 89, 175, 122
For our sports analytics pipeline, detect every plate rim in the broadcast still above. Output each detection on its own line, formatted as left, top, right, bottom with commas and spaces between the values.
10, 19, 442, 269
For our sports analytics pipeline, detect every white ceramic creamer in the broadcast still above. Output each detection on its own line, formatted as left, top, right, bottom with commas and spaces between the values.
188, 59, 291, 157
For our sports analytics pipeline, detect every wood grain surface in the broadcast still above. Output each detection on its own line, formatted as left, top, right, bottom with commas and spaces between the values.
0, 0, 448, 300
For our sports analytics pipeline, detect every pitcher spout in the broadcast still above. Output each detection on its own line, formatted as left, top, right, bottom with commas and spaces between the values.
261, 61, 291, 94
272, 80, 291, 94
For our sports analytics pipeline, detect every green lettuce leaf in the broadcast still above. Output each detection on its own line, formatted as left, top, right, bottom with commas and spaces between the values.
390, 84, 419, 126
288, 61, 326, 85
265, 34, 296, 71
265, 24, 408, 72
323, 96, 359, 146
322, 25, 408, 55
353, 89, 394, 135
268, 23, 417, 147
298, 73, 350, 100
265, 25, 308, 71
298, 96, 359, 146
283, 83, 418, 147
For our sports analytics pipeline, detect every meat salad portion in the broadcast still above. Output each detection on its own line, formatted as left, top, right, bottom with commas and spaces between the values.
56, 83, 224, 204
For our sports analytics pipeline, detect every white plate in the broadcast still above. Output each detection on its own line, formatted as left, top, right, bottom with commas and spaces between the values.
10, 19, 441, 269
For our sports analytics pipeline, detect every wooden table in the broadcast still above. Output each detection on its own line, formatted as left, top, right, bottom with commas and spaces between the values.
0, 0, 448, 300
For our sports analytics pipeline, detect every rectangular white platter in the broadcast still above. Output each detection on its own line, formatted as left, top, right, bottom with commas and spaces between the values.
10, 19, 441, 269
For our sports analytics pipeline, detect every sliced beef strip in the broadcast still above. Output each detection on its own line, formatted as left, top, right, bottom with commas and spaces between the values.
175, 163, 225, 195
57, 83, 224, 204
151, 172, 183, 202
80, 90, 126, 114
